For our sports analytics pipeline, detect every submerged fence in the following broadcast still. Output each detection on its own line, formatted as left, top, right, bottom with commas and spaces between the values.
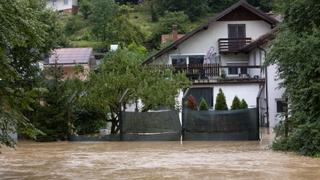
121, 110, 181, 141
183, 108, 259, 141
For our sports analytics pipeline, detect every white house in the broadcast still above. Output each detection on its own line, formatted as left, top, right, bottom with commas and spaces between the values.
143, 1, 283, 128
47, 0, 78, 13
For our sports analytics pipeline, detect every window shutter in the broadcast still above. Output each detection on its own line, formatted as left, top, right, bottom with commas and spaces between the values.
228, 24, 237, 38
238, 24, 246, 38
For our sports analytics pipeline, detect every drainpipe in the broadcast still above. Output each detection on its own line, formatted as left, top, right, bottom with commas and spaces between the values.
258, 46, 269, 127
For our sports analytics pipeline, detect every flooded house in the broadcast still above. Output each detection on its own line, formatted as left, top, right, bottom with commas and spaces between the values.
143, 1, 284, 128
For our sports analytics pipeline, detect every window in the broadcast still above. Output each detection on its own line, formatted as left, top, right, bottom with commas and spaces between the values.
228, 67, 238, 75
227, 63, 248, 75
64, 0, 69, 5
189, 55, 204, 65
240, 67, 248, 74
228, 24, 246, 38
171, 56, 187, 66
228, 24, 246, 51
276, 100, 287, 113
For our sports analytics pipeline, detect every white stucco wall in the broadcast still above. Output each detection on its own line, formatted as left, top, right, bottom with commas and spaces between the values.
47, 0, 78, 11
213, 84, 261, 109
154, 20, 272, 65
267, 64, 285, 128
187, 84, 260, 109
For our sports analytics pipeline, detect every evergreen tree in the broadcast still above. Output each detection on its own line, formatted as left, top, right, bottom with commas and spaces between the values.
231, 96, 241, 110
199, 98, 209, 111
215, 89, 228, 110
240, 99, 248, 109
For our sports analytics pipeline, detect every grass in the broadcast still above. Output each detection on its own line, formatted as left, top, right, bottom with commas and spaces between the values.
70, 41, 105, 49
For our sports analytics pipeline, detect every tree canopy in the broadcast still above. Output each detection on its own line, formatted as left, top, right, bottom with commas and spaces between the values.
0, 0, 64, 147
87, 47, 190, 133
267, 0, 320, 156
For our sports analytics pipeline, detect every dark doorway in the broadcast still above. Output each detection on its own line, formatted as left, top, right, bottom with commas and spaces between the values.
185, 88, 213, 107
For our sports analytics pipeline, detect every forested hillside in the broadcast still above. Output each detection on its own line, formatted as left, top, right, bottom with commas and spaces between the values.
63, 0, 275, 51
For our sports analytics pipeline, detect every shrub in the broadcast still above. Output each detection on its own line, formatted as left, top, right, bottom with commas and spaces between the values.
74, 105, 106, 135
64, 15, 86, 36
215, 88, 228, 110
187, 95, 197, 110
240, 99, 248, 109
231, 96, 241, 110
199, 98, 209, 111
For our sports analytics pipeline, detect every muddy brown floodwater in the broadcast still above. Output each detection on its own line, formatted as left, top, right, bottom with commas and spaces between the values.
1, 129, 320, 180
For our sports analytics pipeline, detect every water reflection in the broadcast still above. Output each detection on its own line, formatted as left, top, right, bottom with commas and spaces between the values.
0, 129, 319, 180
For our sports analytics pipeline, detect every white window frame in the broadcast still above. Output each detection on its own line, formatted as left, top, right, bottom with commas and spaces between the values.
169, 54, 206, 65
226, 62, 248, 77
64, 0, 69, 5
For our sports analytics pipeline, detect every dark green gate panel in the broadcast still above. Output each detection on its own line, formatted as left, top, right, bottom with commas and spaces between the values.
122, 110, 181, 141
183, 108, 259, 140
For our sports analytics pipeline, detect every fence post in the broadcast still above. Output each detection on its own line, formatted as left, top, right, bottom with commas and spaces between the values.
181, 97, 185, 140
182, 88, 190, 141
119, 103, 126, 141
119, 89, 130, 141
256, 97, 260, 140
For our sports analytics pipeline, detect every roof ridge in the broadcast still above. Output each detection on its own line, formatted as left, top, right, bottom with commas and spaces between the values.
143, 0, 279, 65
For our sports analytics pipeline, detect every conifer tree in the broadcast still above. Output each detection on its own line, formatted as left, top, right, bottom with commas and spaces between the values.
231, 96, 241, 110
240, 99, 248, 109
199, 98, 209, 111
215, 88, 228, 110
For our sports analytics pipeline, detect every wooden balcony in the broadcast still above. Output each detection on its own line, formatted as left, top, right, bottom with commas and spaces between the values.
159, 64, 264, 84
218, 38, 252, 53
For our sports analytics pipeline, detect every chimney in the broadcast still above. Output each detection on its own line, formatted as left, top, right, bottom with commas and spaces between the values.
172, 24, 178, 41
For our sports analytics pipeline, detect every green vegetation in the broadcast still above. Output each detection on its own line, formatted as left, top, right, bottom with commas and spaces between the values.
231, 96, 241, 110
267, 0, 320, 156
199, 98, 209, 111
65, 0, 276, 50
87, 46, 190, 133
0, 0, 65, 147
215, 89, 228, 110
240, 99, 248, 109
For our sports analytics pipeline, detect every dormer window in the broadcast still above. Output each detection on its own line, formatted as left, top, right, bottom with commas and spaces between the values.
228, 24, 246, 39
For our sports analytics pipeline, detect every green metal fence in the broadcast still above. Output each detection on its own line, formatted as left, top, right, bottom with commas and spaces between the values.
121, 110, 181, 141
183, 108, 259, 140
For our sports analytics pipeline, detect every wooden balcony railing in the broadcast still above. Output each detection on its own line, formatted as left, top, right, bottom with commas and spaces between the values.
218, 38, 252, 53
157, 64, 264, 81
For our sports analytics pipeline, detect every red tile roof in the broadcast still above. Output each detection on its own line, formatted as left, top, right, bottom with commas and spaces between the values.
48, 48, 93, 65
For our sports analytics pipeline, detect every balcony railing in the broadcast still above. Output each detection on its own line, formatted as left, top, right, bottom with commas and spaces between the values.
218, 38, 252, 53
159, 64, 264, 82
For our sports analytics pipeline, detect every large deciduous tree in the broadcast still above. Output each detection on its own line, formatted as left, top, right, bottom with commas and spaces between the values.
90, 0, 118, 41
267, 0, 320, 156
0, 0, 64, 147
88, 47, 190, 134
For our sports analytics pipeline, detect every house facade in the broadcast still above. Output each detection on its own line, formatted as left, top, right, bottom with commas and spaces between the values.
47, 0, 78, 13
44, 48, 96, 80
144, 1, 283, 128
